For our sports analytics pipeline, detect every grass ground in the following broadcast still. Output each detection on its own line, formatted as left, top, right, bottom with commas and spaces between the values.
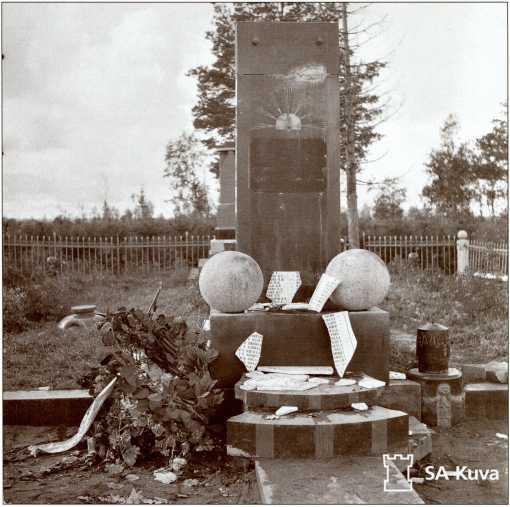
3, 267, 508, 389
382, 264, 508, 364
3, 271, 209, 390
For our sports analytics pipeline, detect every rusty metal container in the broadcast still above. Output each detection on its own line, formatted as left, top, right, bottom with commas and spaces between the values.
416, 323, 449, 374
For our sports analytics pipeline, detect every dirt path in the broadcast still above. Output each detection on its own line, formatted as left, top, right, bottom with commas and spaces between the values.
413, 419, 508, 504
3, 421, 508, 504
3, 426, 260, 504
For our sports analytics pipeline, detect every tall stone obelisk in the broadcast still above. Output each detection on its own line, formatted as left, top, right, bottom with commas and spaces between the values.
235, 22, 340, 295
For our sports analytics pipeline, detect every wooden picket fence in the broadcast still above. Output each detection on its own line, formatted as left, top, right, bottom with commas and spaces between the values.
468, 239, 508, 280
3, 233, 213, 276
360, 233, 457, 275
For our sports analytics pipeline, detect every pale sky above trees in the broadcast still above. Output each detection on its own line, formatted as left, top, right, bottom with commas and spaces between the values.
2, 1, 507, 219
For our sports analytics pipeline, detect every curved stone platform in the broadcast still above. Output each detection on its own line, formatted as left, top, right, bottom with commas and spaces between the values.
234, 376, 384, 410
227, 405, 408, 459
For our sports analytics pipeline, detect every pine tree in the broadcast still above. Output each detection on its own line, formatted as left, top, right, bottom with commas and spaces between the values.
188, 3, 386, 244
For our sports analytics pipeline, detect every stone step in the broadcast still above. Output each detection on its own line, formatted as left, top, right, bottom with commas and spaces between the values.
3, 389, 92, 426
255, 456, 424, 504
234, 375, 384, 410
227, 405, 408, 459
464, 383, 508, 420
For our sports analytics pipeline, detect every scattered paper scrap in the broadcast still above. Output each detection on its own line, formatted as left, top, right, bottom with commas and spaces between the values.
258, 383, 316, 391
202, 319, 210, 331
389, 371, 406, 380
28, 377, 117, 455
153, 468, 177, 484
308, 377, 330, 385
264, 414, 279, 420
257, 366, 333, 375
248, 302, 272, 312
275, 405, 298, 416
358, 374, 386, 389
351, 402, 369, 411
309, 274, 340, 312
335, 378, 357, 387
496, 433, 508, 440
235, 332, 263, 371
246, 371, 266, 379
322, 312, 357, 377
281, 302, 310, 311
266, 271, 301, 305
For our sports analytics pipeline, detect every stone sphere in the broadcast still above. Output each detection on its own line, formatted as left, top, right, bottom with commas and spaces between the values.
325, 249, 390, 310
199, 251, 264, 313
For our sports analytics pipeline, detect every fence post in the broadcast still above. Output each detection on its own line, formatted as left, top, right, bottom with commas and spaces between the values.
456, 230, 469, 275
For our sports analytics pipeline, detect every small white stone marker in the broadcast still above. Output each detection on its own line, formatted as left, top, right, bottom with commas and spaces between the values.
235, 332, 263, 371
275, 406, 298, 416
322, 311, 357, 377
351, 402, 369, 411
335, 378, 357, 387
308, 274, 341, 312
202, 319, 211, 331
389, 371, 406, 380
266, 271, 301, 305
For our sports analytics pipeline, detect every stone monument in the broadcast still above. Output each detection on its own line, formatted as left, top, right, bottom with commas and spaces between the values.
207, 21, 390, 388
236, 21, 340, 297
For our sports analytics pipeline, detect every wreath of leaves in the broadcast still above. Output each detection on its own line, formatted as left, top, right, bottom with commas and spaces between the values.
89, 308, 223, 467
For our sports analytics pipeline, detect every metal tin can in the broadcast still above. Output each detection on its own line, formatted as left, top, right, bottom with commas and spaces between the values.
416, 323, 449, 373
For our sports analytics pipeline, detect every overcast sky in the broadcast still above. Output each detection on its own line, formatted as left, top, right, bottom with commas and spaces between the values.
2, 2, 507, 219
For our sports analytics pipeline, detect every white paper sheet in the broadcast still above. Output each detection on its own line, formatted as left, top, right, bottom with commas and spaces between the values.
322, 311, 357, 378
28, 377, 117, 455
281, 302, 310, 311
308, 274, 340, 312
257, 366, 333, 375
266, 271, 302, 305
358, 374, 386, 389
235, 332, 263, 371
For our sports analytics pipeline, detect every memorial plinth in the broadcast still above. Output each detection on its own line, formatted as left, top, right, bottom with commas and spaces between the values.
208, 308, 389, 388
234, 374, 384, 410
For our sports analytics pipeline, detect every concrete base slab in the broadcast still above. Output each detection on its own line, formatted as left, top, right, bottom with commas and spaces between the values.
255, 456, 424, 504
378, 379, 422, 419
3, 390, 92, 426
227, 405, 408, 459
210, 308, 389, 387
464, 383, 508, 420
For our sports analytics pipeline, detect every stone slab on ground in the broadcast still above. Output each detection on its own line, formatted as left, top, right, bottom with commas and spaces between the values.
378, 379, 422, 419
408, 416, 433, 463
235, 375, 383, 410
255, 456, 423, 504
210, 308, 389, 387
3, 390, 92, 426
462, 360, 508, 384
464, 383, 508, 420
227, 405, 408, 459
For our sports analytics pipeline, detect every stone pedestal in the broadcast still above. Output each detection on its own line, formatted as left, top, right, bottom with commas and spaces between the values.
209, 307, 389, 388
407, 368, 465, 428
